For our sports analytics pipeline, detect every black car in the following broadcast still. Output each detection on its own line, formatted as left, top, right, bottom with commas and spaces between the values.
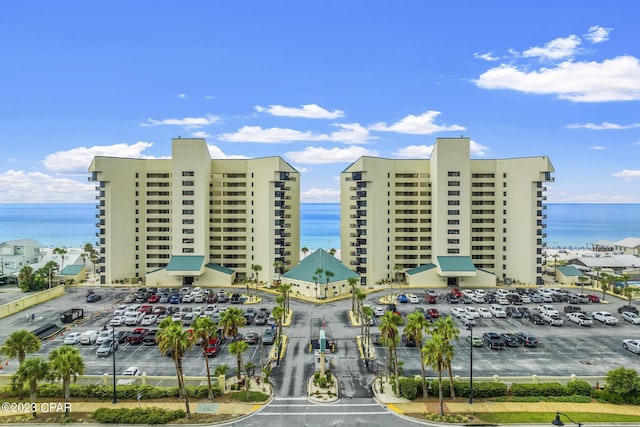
230, 293, 242, 304
506, 306, 522, 318
506, 294, 522, 305
446, 294, 460, 304
86, 294, 102, 303
484, 293, 497, 304
142, 330, 158, 346
564, 305, 584, 314
529, 313, 545, 325
517, 307, 532, 318
514, 332, 539, 347
401, 333, 416, 347
619, 305, 639, 315
387, 303, 397, 312
114, 330, 130, 344
500, 333, 521, 347
482, 332, 505, 350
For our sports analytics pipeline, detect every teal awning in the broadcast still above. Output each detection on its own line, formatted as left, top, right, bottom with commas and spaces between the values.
436, 256, 477, 276
166, 255, 205, 272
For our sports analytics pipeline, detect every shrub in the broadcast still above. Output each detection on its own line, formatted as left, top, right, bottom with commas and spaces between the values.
229, 391, 270, 402
398, 378, 420, 400
429, 380, 507, 399
511, 382, 567, 397
92, 407, 185, 424
566, 380, 592, 396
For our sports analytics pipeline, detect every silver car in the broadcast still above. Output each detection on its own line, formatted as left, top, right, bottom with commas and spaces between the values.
623, 312, 640, 325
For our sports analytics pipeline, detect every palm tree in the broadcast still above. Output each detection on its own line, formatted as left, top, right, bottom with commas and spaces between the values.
404, 311, 431, 400
324, 270, 334, 299
601, 276, 611, 301
279, 283, 292, 314
251, 264, 263, 286
12, 357, 49, 417
301, 247, 309, 258
90, 252, 100, 278
42, 261, 59, 288
313, 268, 323, 299
624, 284, 635, 307
273, 260, 284, 280
213, 364, 229, 378
422, 334, 447, 416
361, 305, 374, 363
348, 277, 359, 315
53, 247, 68, 274
228, 340, 249, 381
355, 288, 367, 329
48, 345, 85, 417
1, 330, 41, 367
379, 311, 402, 396
219, 307, 246, 345
329, 248, 337, 256
578, 275, 587, 295
156, 318, 193, 418
272, 305, 285, 348
191, 316, 218, 399
593, 266, 602, 291
393, 264, 404, 285
432, 316, 460, 398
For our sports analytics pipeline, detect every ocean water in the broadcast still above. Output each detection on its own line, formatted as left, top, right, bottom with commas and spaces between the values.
0, 203, 638, 250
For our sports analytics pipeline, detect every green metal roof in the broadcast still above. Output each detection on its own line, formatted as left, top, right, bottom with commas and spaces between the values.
205, 263, 235, 275
166, 255, 205, 271
406, 263, 436, 275
282, 249, 359, 283
61, 265, 84, 275
437, 256, 476, 272
557, 265, 583, 277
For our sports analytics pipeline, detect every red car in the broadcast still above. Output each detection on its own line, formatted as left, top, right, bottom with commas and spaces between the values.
426, 295, 437, 304
152, 305, 166, 315
451, 288, 462, 298
127, 328, 150, 344
426, 308, 440, 319
139, 305, 153, 314
147, 294, 159, 303
204, 338, 222, 357
587, 294, 601, 303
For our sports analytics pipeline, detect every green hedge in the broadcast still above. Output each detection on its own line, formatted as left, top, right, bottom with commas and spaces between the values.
17, 384, 220, 400
398, 378, 421, 400
429, 380, 508, 398
92, 407, 185, 424
511, 382, 567, 397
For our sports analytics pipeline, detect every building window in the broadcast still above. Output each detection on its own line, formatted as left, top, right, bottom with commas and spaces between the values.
182, 248, 194, 253
182, 171, 195, 177
447, 239, 459, 244
448, 200, 460, 206
447, 229, 460, 235
448, 181, 460, 187
447, 210, 460, 215
182, 180, 194, 186
183, 219, 194, 224
447, 248, 460, 254
448, 219, 459, 225
182, 200, 194, 205
182, 229, 194, 234
183, 209, 194, 215
448, 171, 460, 177
448, 190, 460, 196
183, 190, 194, 196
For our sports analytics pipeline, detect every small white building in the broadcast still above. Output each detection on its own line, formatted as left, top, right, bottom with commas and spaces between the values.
0, 238, 45, 274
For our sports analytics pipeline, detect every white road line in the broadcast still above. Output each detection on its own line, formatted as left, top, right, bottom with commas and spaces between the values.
273, 397, 308, 401
269, 403, 379, 407
258, 411, 389, 416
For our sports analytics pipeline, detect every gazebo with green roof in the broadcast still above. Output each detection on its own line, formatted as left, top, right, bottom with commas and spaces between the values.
282, 249, 359, 299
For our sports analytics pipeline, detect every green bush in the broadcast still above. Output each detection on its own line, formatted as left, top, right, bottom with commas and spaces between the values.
566, 380, 592, 396
429, 380, 507, 399
30, 383, 218, 400
398, 378, 420, 400
511, 382, 567, 397
229, 391, 270, 402
613, 287, 621, 295
92, 407, 185, 424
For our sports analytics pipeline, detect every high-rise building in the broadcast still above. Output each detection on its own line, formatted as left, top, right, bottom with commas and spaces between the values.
88, 137, 300, 286
340, 136, 554, 287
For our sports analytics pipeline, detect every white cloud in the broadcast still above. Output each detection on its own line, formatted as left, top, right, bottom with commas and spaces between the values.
475, 55, 640, 102
141, 114, 220, 128
369, 110, 466, 135
285, 145, 378, 164
0, 170, 94, 203
567, 121, 640, 130
43, 142, 155, 174
219, 123, 373, 144
613, 169, 640, 180
301, 188, 340, 203
206, 145, 248, 159
191, 131, 211, 138
592, 146, 606, 150
474, 52, 499, 61
393, 145, 434, 158
585, 25, 612, 43
470, 140, 490, 156
523, 34, 581, 60
178, 93, 187, 98
255, 103, 344, 119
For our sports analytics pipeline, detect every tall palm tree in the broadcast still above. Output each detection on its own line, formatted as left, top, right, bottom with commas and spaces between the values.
191, 316, 218, 399
593, 266, 602, 291
219, 308, 246, 344
1, 330, 41, 366
329, 248, 337, 256
48, 345, 85, 417
355, 288, 367, 331
313, 268, 323, 299
624, 284, 635, 307
404, 311, 431, 400
272, 305, 285, 348
53, 247, 68, 274
601, 275, 611, 301
156, 318, 193, 418
361, 305, 374, 363
12, 357, 49, 417
251, 264, 263, 285
422, 334, 447, 416
273, 260, 284, 279
42, 261, 59, 288
379, 311, 402, 396
301, 247, 309, 258
228, 340, 249, 381
348, 277, 359, 315
324, 270, 334, 299
279, 283, 292, 314
432, 316, 460, 398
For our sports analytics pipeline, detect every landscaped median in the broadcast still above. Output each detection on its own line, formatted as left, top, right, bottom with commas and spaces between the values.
268, 335, 288, 362
355, 335, 376, 362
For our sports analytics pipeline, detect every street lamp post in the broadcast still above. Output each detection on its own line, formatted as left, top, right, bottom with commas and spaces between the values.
551, 411, 583, 426
112, 325, 117, 404
468, 323, 473, 404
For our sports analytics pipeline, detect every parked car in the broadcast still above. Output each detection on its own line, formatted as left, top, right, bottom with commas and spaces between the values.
623, 312, 640, 325
141, 314, 158, 326
446, 293, 460, 304
262, 328, 275, 345
110, 316, 126, 326
538, 304, 559, 316
181, 294, 193, 303
396, 294, 409, 304
63, 332, 82, 345
96, 339, 118, 357
401, 333, 417, 347
122, 366, 141, 376
489, 304, 507, 318
619, 305, 639, 315
465, 335, 483, 347
593, 311, 618, 325
114, 331, 130, 344
500, 333, 521, 347
506, 306, 522, 318
142, 330, 158, 345
477, 307, 492, 318
407, 293, 420, 304
587, 294, 601, 303
371, 333, 383, 346
514, 332, 539, 347
374, 306, 386, 317
566, 312, 593, 326
482, 332, 505, 350
460, 314, 476, 328
127, 328, 149, 344
96, 330, 114, 344
464, 307, 480, 319
623, 339, 640, 354
451, 307, 466, 318
506, 294, 522, 305
79, 330, 98, 345
542, 312, 564, 326
86, 293, 102, 303
205, 339, 221, 357
230, 293, 242, 304
517, 307, 532, 318
244, 331, 260, 345
255, 312, 267, 325
529, 313, 545, 325
147, 294, 159, 303
426, 308, 440, 319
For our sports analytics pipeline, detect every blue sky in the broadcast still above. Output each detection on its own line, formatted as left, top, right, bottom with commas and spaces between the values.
1, 1, 639, 204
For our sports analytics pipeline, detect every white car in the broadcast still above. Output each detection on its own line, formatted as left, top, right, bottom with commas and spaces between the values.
496, 296, 509, 305
593, 311, 618, 325
171, 313, 182, 322
464, 307, 480, 319
474, 289, 487, 298
140, 314, 157, 326
566, 312, 593, 327
543, 312, 564, 326
623, 339, 640, 354
374, 306, 385, 317
462, 289, 475, 298
451, 307, 466, 318
204, 305, 217, 316
623, 312, 640, 325
470, 294, 485, 303
477, 307, 492, 318
520, 295, 531, 303
538, 304, 559, 316
113, 305, 128, 316
122, 366, 141, 376
460, 314, 476, 328
109, 316, 126, 326
181, 294, 193, 303
193, 306, 204, 316
96, 330, 114, 344
408, 294, 420, 304
489, 304, 507, 318
63, 332, 82, 345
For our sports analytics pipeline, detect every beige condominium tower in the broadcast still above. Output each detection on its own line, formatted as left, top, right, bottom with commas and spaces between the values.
88, 137, 300, 287
340, 136, 554, 288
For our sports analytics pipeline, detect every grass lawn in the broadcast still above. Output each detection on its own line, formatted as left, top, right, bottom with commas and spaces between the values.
473, 411, 640, 424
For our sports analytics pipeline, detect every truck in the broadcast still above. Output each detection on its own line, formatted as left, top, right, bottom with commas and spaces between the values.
60, 308, 84, 324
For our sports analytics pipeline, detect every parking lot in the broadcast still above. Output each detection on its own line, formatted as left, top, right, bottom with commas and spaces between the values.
2, 284, 639, 389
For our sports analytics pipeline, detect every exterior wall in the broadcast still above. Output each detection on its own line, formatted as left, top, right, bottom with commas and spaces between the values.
341, 137, 554, 287
89, 138, 300, 285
